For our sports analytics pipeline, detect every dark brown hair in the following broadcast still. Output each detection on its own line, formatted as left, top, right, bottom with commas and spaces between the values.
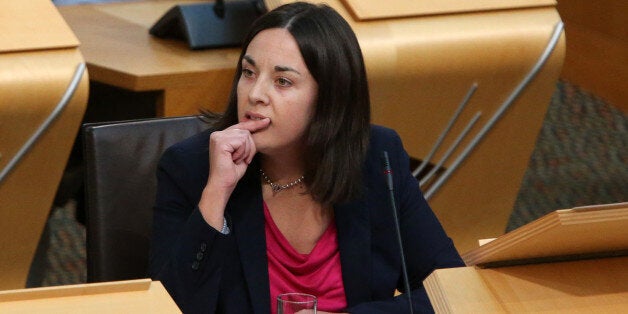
204, 2, 370, 206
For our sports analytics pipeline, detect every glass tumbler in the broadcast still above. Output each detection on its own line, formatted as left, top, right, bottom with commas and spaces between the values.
277, 292, 317, 314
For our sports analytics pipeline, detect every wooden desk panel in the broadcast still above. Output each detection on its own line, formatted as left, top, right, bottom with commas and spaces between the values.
424, 256, 628, 313
0, 279, 180, 313
58, 0, 238, 116
1, 0, 89, 290
0, 0, 78, 52
462, 203, 628, 267
556, 0, 628, 112
428, 202, 628, 312
340, 0, 555, 21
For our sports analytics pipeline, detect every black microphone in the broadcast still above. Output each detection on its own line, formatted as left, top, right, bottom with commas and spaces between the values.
213, 0, 225, 18
382, 151, 414, 314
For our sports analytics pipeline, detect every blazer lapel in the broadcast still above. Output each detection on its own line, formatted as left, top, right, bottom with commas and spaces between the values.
229, 170, 271, 314
335, 198, 372, 307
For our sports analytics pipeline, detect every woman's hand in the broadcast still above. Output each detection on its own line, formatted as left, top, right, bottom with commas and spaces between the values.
208, 118, 270, 190
198, 118, 270, 230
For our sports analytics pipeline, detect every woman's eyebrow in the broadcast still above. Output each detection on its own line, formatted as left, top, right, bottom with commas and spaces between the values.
244, 55, 300, 75
243, 55, 255, 66
275, 65, 301, 75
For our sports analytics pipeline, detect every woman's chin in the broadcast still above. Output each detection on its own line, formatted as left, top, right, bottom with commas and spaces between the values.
251, 133, 268, 151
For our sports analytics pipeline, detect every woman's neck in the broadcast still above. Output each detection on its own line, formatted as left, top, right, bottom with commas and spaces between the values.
259, 152, 306, 184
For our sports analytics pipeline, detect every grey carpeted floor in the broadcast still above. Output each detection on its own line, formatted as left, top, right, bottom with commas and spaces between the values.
506, 81, 628, 230
40, 200, 86, 286
39, 80, 628, 287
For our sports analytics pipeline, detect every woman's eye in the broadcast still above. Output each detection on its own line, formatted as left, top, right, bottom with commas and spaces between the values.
242, 68, 254, 78
276, 77, 292, 87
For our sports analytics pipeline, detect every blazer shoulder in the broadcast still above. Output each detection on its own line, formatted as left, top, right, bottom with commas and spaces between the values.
370, 124, 395, 136
369, 124, 402, 151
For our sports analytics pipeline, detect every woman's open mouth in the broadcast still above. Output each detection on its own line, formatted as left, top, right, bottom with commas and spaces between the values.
246, 112, 268, 122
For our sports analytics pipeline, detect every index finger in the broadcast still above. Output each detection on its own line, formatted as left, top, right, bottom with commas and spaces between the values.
227, 118, 270, 133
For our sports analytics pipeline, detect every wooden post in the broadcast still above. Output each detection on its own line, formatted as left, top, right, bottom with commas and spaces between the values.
0, 0, 89, 290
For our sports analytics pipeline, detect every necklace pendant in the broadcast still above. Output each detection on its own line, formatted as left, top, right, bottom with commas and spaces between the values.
260, 168, 303, 193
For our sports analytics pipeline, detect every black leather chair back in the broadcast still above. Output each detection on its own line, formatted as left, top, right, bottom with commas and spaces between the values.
83, 115, 208, 282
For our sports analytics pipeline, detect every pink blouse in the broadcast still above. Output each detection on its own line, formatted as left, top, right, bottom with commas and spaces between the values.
264, 202, 347, 313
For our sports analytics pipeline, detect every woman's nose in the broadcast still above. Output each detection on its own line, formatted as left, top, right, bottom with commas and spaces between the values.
248, 78, 270, 105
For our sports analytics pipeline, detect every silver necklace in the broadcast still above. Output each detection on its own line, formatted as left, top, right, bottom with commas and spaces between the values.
259, 169, 304, 192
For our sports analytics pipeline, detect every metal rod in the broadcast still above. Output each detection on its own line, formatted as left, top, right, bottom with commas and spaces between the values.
0, 63, 86, 185
412, 83, 478, 177
420, 112, 481, 188
425, 21, 564, 200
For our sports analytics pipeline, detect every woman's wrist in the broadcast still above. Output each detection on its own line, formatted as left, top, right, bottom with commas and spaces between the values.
198, 182, 231, 231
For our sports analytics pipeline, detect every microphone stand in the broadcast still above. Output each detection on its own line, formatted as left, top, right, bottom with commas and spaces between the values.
382, 151, 414, 314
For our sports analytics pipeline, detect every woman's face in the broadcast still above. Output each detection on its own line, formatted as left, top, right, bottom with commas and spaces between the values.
237, 28, 318, 156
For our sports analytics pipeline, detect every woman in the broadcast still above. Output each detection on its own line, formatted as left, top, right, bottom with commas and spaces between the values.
150, 2, 463, 313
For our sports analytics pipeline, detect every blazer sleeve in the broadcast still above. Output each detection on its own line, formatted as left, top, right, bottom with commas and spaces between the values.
149, 142, 237, 313
348, 127, 464, 313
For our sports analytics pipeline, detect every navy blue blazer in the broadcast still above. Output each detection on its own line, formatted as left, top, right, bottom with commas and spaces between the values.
150, 125, 463, 313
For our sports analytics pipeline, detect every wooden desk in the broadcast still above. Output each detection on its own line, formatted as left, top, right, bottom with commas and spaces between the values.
0, 279, 180, 313
58, 0, 239, 116
425, 203, 628, 312
424, 256, 628, 313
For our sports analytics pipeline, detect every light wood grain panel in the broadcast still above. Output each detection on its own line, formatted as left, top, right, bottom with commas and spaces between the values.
58, 0, 240, 114
58, 1, 240, 89
0, 0, 78, 52
0, 279, 180, 313
0, 278, 151, 302
556, 0, 627, 41
0, 49, 88, 290
339, 0, 555, 21
424, 267, 505, 313
425, 257, 628, 313
0, 1, 88, 290
157, 76, 233, 116
557, 0, 628, 111
462, 203, 628, 266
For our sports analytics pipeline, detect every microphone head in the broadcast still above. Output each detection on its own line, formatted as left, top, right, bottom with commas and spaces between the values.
381, 151, 392, 173
381, 151, 394, 190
